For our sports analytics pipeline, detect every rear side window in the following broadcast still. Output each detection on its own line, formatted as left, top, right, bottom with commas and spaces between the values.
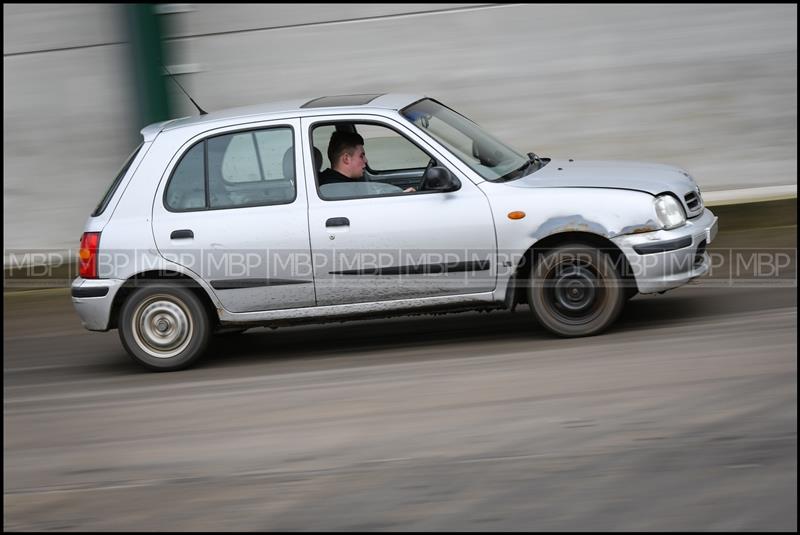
165, 126, 296, 211
210, 133, 261, 183
165, 143, 205, 210
92, 143, 142, 216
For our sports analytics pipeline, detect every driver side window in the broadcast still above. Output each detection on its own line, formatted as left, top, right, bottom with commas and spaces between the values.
358, 124, 430, 172
311, 121, 440, 201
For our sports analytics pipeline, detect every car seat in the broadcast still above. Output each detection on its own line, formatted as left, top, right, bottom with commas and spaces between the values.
313, 146, 323, 173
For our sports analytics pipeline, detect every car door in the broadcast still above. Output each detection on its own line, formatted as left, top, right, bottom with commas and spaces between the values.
302, 115, 497, 306
152, 119, 315, 313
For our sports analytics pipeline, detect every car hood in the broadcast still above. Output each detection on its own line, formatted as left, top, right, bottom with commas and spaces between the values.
505, 159, 697, 196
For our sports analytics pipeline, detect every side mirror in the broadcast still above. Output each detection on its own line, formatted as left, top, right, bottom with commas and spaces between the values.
421, 166, 460, 192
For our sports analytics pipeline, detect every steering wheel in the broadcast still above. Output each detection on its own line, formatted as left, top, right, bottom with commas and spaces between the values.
418, 158, 436, 191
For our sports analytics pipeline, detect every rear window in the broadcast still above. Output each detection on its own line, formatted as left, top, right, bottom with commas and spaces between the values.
92, 143, 143, 217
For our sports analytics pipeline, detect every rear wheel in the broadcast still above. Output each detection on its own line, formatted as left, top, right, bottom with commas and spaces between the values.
529, 244, 625, 337
118, 284, 211, 371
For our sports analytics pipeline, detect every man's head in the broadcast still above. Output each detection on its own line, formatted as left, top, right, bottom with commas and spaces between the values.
328, 131, 367, 179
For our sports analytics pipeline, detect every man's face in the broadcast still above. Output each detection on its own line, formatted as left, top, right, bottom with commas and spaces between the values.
341, 145, 368, 179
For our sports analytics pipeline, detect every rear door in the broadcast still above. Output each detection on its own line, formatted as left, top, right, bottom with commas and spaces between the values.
152, 119, 315, 313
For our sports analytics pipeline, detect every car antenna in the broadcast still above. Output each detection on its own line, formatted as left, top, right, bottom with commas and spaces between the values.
161, 64, 207, 116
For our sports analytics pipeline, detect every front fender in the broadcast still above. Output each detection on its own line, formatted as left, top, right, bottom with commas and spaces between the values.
483, 185, 658, 246
479, 184, 659, 299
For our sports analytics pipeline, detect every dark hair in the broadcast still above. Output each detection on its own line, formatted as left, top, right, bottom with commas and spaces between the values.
327, 131, 364, 165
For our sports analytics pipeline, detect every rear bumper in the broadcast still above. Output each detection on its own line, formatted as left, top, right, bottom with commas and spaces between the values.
612, 208, 718, 294
71, 277, 125, 331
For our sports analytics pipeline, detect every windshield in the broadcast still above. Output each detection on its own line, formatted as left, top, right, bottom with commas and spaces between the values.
401, 99, 530, 182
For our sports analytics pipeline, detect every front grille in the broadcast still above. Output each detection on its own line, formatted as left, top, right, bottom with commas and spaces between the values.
684, 190, 703, 217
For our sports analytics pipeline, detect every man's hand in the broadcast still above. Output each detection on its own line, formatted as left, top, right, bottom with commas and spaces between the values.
403, 187, 417, 193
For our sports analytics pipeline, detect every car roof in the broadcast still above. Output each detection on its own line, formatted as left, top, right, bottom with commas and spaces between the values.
141, 93, 425, 141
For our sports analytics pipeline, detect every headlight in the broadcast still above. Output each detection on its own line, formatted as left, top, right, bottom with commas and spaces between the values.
654, 194, 686, 230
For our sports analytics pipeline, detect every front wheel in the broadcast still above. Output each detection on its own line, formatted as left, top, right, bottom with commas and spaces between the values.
528, 244, 625, 337
118, 285, 211, 371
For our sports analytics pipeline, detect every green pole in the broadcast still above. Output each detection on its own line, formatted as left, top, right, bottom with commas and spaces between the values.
125, 4, 171, 128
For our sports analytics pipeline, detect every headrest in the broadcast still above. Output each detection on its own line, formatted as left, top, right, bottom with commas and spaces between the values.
313, 146, 323, 172
282, 147, 295, 180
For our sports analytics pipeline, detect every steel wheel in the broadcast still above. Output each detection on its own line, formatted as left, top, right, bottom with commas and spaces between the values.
529, 244, 626, 337
119, 284, 210, 371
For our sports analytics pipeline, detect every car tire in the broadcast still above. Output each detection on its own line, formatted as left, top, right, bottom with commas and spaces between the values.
624, 285, 639, 301
118, 284, 211, 371
529, 244, 625, 337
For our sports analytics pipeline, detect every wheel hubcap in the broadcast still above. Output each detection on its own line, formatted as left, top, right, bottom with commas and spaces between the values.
132, 295, 193, 359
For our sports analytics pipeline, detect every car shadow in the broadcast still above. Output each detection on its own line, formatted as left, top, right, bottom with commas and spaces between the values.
199, 284, 795, 371
202, 307, 551, 369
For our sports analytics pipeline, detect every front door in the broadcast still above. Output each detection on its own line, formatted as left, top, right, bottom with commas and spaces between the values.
302, 116, 497, 306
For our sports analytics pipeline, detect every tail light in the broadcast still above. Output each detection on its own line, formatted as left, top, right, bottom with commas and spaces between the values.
79, 232, 101, 279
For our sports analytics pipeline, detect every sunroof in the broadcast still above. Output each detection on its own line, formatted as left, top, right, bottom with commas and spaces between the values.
300, 94, 383, 109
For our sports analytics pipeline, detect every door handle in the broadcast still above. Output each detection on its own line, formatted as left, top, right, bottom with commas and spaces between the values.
170, 229, 194, 239
326, 217, 350, 227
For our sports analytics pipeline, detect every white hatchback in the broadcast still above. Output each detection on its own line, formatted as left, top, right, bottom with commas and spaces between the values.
72, 94, 718, 371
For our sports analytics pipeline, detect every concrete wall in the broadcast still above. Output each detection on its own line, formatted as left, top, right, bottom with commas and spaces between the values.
4, 4, 138, 258
3, 3, 797, 256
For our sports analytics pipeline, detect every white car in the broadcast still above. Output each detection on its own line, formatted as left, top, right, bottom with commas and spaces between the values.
72, 94, 718, 371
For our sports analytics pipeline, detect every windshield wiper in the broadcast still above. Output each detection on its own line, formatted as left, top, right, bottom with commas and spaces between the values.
495, 154, 537, 182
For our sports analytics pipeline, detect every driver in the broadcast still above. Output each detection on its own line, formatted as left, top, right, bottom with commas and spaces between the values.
319, 131, 415, 192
